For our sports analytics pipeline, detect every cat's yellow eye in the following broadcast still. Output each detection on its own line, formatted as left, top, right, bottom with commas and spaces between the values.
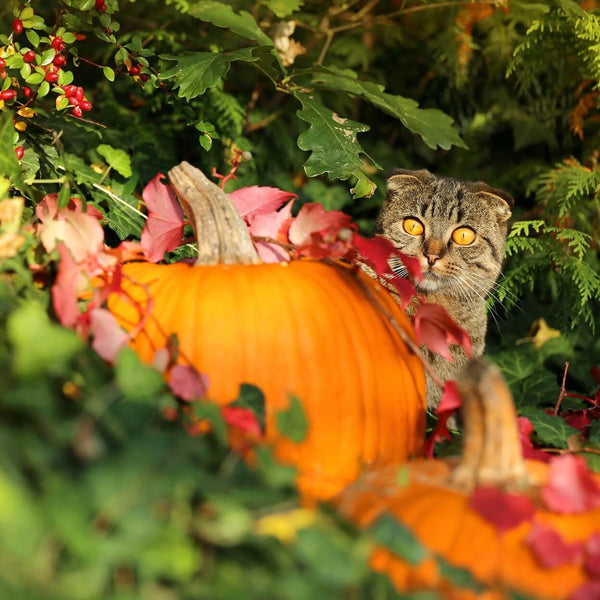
403, 218, 424, 236
452, 227, 476, 246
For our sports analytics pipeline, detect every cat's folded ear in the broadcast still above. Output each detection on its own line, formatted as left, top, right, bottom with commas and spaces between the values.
469, 182, 514, 223
386, 169, 435, 193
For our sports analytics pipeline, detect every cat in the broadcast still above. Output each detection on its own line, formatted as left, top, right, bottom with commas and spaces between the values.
374, 169, 514, 410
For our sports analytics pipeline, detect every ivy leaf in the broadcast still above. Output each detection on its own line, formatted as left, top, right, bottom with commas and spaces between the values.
169, 365, 209, 401
160, 49, 258, 101
295, 92, 379, 198
541, 454, 600, 513
470, 486, 536, 533
276, 395, 307, 443
519, 407, 580, 449
311, 67, 466, 151
232, 383, 266, 431
140, 173, 184, 262
97, 144, 132, 178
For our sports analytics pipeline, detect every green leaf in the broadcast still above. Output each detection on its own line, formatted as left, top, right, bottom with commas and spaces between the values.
96, 144, 132, 178
263, 0, 303, 18
588, 420, 600, 447
519, 407, 580, 449
311, 67, 466, 151
6, 302, 83, 377
295, 92, 379, 198
369, 515, 428, 566
103, 65, 115, 82
115, 347, 164, 401
0, 111, 28, 194
160, 49, 258, 101
437, 557, 484, 592
188, 2, 275, 47
276, 395, 308, 443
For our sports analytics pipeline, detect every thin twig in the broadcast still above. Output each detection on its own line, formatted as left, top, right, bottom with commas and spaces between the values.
553, 361, 570, 415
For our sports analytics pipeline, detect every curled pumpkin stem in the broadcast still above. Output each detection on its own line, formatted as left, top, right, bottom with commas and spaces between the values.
451, 359, 529, 491
168, 161, 260, 266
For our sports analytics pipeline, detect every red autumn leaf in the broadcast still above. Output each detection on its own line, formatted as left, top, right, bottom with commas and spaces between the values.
169, 364, 209, 401
541, 453, 600, 514
518, 417, 552, 463
246, 199, 294, 262
287, 203, 353, 247
561, 409, 592, 434
222, 405, 263, 438
571, 582, 600, 600
526, 522, 584, 568
140, 173, 184, 262
89, 307, 129, 364
352, 234, 422, 281
229, 185, 297, 218
424, 380, 462, 457
584, 533, 600, 577
414, 302, 473, 361
471, 486, 537, 533
52, 242, 85, 328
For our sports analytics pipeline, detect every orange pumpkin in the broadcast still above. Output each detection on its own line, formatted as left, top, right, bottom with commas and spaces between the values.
108, 162, 426, 501
337, 360, 600, 599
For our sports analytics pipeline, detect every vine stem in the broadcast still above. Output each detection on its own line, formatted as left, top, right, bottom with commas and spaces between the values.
553, 361, 570, 415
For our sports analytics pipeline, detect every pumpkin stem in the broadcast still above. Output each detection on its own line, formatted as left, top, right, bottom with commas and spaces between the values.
168, 161, 260, 266
451, 359, 529, 491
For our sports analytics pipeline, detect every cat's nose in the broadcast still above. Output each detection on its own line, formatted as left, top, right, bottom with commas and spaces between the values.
425, 253, 440, 266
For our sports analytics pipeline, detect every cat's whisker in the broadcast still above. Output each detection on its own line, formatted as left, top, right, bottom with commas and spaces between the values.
455, 272, 506, 334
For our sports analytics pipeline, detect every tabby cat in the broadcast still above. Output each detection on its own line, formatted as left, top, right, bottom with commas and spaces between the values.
375, 169, 514, 409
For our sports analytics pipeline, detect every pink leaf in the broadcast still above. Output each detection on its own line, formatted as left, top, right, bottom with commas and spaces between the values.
246, 199, 294, 262
470, 486, 536, 533
36, 194, 103, 222
52, 242, 85, 328
90, 308, 129, 364
140, 173, 184, 262
526, 522, 583, 568
424, 380, 462, 457
287, 203, 353, 247
541, 453, 600, 514
40, 211, 105, 261
414, 302, 473, 361
518, 417, 552, 463
229, 185, 297, 217
584, 533, 600, 577
169, 364, 209, 401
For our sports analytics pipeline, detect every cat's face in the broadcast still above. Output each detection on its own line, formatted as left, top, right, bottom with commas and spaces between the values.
375, 169, 513, 297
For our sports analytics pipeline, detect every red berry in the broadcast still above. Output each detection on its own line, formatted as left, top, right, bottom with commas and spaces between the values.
68, 96, 79, 106
22, 86, 33, 98
74, 33, 87, 41
44, 72, 59, 83
23, 50, 36, 64
15, 146, 24, 160
74, 87, 84, 102
53, 54, 67, 67
80, 100, 92, 112
12, 19, 23, 35
95, 0, 107, 11
140, 74, 148, 82
62, 84, 76, 96
51, 36, 63, 49
72, 105, 83, 118
0, 89, 17, 101
129, 65, 141, 75
0, 58, 5, 69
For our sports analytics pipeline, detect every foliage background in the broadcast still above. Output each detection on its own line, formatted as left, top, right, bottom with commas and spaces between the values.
1, 0, 599, 598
